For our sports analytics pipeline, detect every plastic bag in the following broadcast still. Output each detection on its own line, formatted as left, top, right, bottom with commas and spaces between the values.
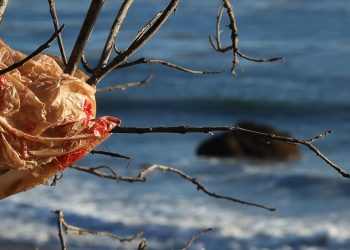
0, 39, 120, 200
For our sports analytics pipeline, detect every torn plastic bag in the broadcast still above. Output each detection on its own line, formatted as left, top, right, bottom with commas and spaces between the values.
0, 39, 120, 200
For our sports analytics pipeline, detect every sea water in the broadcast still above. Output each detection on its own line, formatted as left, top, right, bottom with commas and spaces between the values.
1, 0, 350, 249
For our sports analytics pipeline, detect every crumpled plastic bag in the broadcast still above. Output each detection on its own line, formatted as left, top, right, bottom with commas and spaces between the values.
0, 39, 120, 200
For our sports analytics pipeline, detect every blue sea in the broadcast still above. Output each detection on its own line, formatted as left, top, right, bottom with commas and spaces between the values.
1, 0, 350, 249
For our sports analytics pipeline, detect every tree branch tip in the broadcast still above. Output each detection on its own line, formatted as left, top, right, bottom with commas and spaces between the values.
56, 24, 65, 32
272, 56, 284, 62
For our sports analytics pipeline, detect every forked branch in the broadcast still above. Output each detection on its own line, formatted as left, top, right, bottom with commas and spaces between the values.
88, 0, 180, 85
210, 1, 283, 74
90, 150, 131, 160
53, 210, 143, 250
97, 0, 134, 69
111, 126, 350, 179
179, 228, 213, 250
71, 164, 276, 211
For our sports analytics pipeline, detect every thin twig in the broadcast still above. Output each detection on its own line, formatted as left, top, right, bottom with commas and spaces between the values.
90, 150, 131, 160
48, 0, 67, 65
88, 0, 180, 85
97, 0, 134, 69
179, 228, 213, 250
236, 51, 283, 63
222, 0, 239, 74
64, 223, 143, 243
96, 73, 152, 92
209, 5, 224, 52
0, 0, 8, 25
71, 164, 276, 211
111, 125, 241, 134
110, 126, 350, 178
71, 165, 124, 181
80, 51, 94, 73
54, 210, 67, 250
307, 130, 332, 143
90, 166, 120, 180
0, 25, 64, 75
130, 11, 163, 45
210, 1, 283, 73
64, 0, 105, 75
114, 58, 220, 74
53, 210, 143, 249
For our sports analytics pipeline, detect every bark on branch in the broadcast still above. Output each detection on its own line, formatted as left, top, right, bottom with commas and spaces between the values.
64, 0, 104, 75
97, 0, 134, 69
96, 73, 152, 92
53, 210, 143, 250
88, 0, 180, 85
114, 58, 220, 74
48, 0, 67, 65
209, 1, 283, 74
111, 126, 350, 179
71, 164, 276, 211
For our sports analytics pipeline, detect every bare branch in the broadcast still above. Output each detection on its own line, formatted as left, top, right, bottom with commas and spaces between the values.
209, 5, 225, 52
110, 125, 350, 178
179, 228, 213, 250
80, 51, 94, 74
71, 164, 276, 211
89, 165, 120, 180
114, 58, 220, 74
90, 150, 131, 160
236, 50, 284, 63
97, 0, 134, 69
48, 0, 67, 65
111, 125, 239, 134
306, 130, 332, 143
209, 36, 232, 53
54, 210, 67, 250
0, 25, 64, 75
71, 165, 127, 182
64, 0, 104, 75
96, 73, 152, 92
221, 0, 239, 74
209, 1, 283, 74
130, 11, 163, 45
53, 210, 143, 249
88, 0, 180, 85
0, 0, 8, 25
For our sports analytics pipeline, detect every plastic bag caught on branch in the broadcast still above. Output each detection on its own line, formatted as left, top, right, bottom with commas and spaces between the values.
0, 39, 120, 200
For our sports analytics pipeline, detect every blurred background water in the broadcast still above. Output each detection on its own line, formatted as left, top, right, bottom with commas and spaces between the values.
1, 0, 350, 249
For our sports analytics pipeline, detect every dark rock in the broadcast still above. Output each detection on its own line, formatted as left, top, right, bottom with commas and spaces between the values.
197, 121, 299, 161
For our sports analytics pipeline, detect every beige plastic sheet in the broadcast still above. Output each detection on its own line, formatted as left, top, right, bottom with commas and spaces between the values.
0, 39, 120, 200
